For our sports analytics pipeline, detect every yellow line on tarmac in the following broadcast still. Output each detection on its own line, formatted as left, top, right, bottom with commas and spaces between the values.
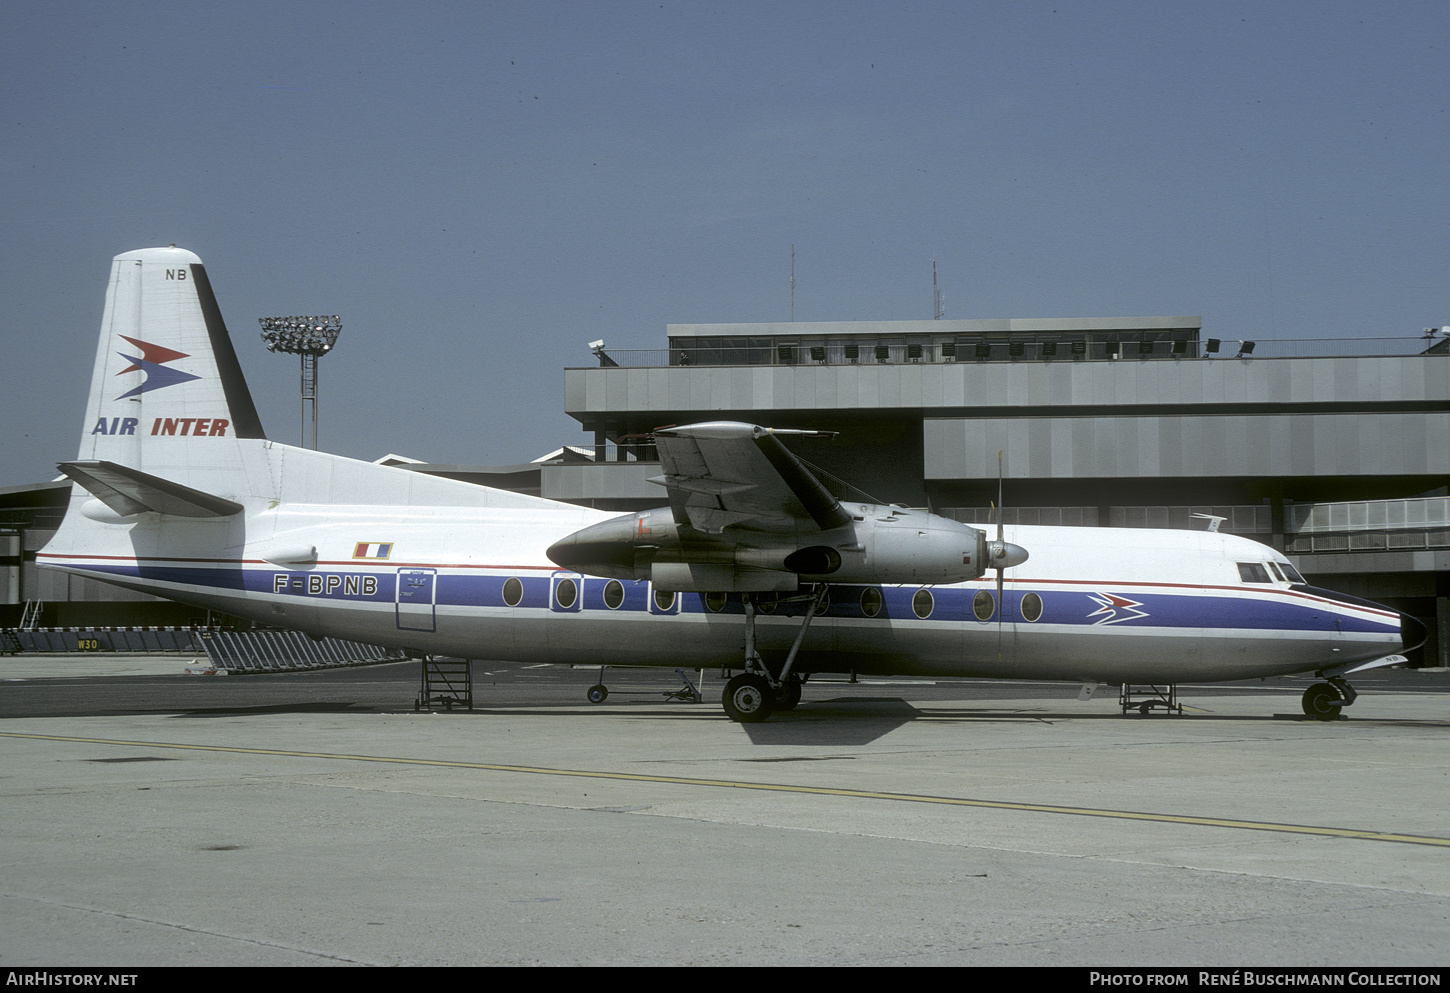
5, 729, 1449, 848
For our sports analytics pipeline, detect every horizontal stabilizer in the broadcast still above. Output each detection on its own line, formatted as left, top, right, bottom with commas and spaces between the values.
59, 461, 243, 519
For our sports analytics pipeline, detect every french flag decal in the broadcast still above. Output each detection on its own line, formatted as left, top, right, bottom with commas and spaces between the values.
353, 542, 393, 560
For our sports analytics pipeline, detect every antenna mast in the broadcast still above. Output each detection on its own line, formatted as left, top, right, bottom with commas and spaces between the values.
790, 244, 795, 322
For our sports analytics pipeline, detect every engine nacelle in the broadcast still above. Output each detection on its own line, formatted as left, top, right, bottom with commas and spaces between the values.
546, 505, 1001, 592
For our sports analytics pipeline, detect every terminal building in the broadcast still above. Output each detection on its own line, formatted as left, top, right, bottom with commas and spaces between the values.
549, 317, 1450, 667
4, 315, 1448, 666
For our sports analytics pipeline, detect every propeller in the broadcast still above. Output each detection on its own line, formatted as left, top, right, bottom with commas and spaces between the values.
987, 451, 1029, 652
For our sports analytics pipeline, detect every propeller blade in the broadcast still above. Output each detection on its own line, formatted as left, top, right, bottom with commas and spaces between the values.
996, 450, 1005, 657
996, 451, 1004, 547
996, 559, 1005, 654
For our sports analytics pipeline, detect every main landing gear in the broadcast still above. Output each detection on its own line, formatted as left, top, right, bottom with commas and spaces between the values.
722, 672, 773, 723
720, 671, 804, 723
1301, 676, 1357, 721
721, 586, 826, 723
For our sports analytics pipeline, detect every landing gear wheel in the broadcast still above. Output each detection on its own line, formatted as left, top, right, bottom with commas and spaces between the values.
773, 676, 802, 711
722, 673, 774, 723
587, 684, 608, 704
1302, 682, 1342, 721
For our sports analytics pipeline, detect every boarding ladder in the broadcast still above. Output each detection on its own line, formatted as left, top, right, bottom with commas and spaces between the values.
19, 600, 43, 631
1119, 684, 1183, 716
415, 657, 474, 711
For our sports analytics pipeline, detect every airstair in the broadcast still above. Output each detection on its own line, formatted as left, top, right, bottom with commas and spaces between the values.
415, 657, 473, 711
19, 600, 42, 631
1119, 684, 1183, 716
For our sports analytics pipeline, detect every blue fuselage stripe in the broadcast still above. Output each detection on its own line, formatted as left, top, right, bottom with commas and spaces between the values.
60, 563, 1400, 636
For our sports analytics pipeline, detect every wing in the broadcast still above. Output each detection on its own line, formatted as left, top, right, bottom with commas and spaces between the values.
651, 422, 851, 535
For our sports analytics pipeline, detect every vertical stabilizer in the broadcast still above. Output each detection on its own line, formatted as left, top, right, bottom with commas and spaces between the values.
79, 247, 265, 470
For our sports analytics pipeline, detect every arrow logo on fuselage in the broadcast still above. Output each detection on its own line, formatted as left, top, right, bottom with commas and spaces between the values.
1087, 592, 1149, 625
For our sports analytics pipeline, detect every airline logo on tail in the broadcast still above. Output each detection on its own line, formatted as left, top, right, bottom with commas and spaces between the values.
114, 335, 201, 400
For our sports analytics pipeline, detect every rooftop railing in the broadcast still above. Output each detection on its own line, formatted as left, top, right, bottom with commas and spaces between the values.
579, 336, 1444, 369
1289, 496, 1450, 534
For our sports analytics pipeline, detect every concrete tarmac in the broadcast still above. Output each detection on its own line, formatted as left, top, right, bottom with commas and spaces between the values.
1, 658, 1448, 967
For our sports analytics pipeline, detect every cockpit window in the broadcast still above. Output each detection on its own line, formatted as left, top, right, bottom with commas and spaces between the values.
1237, 562, 1272, 583
1267, 562, 1286, 582
1278, 561, 1306, 584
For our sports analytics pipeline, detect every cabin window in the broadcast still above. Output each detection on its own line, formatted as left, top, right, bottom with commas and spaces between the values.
1021, 592, 1043, 623
555, 578, 578, 608
603, 580, 625, 610
973, 590, 995, 621
912, 589, 934, 619
704, 591, 727, 612
653, 589, 676, 612
814, 590, 831, 615
502, 577, 523, 607
860, 587, 883, 618
1237, 562, 1272, 583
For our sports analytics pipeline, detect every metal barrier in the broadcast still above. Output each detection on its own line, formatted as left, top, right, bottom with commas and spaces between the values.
6, 627, 206, 653
0, 626, 402, 673
198, 629, 402, 673
1288, 496, 1450, 534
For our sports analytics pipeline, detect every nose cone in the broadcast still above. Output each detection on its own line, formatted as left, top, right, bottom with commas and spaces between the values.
1400, 612, 1428, 654
990, 540, 1029, 569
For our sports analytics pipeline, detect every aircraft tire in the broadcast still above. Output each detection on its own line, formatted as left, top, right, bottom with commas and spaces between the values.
1301, 682, 1342, 721
773, 676, 802, 711
587, 684, 608, 704
723, 673, 774, 723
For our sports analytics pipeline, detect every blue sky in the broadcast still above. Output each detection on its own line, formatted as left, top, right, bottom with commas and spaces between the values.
3, 1, 1446, 485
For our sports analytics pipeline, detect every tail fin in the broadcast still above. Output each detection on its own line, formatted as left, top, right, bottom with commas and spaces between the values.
78, 247, 264, 470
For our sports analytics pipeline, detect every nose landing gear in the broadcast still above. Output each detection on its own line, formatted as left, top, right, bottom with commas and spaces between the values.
1302, 676, 1357, 721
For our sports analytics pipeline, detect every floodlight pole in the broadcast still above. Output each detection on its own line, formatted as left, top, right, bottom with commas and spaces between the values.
259, 316, 343, 451
301, 352, 318, 449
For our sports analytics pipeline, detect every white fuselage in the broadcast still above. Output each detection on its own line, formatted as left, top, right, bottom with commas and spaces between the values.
41, 467, 1403, 684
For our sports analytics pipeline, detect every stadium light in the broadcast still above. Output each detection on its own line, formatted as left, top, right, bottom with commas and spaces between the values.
259, 315, 342, 450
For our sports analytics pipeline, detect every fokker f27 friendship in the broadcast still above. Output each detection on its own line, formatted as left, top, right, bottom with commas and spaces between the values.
40, 247, 1424, 721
